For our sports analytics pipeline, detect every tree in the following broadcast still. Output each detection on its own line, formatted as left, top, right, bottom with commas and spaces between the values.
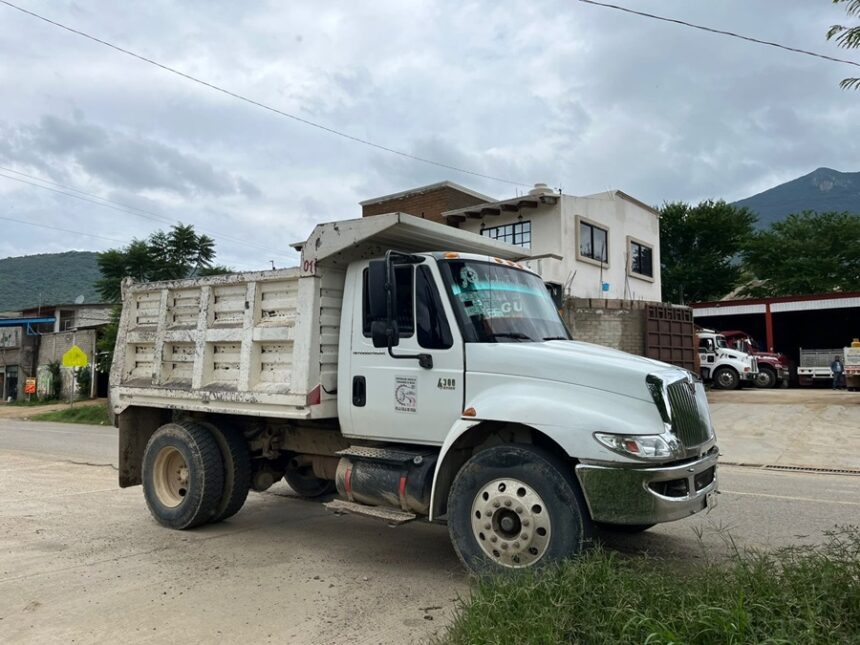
96, 224, 219, 303
95, 223, 230, 371
827, 0, 860, 89
659, 200, 757, 304
742, 211, 860, 296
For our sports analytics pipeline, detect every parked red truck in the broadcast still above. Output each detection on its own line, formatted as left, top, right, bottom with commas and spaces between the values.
720, 330, 790, 388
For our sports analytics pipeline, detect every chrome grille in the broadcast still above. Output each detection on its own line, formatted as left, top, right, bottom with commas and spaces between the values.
666, 380, 711, 448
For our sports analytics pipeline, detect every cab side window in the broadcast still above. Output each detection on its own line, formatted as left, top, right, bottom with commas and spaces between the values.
362, 266, 414, 337
416, 265, 453, 349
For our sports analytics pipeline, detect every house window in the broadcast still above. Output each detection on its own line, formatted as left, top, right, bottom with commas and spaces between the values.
627, 236, 654, 281
579, 219, 608, 263
630, 240, 653, 278
481, 220, 531, 248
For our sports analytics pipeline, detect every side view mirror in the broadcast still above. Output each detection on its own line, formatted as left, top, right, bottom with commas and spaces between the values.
367, 260, 390, 322
371, 320, 399, 349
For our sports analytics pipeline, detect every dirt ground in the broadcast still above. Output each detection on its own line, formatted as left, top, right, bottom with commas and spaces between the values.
707, 387, 860, 471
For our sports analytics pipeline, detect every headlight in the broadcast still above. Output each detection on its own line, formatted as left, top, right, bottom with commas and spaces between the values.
594, 432, 683, 460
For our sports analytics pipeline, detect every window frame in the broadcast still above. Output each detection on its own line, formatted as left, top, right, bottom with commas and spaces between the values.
627, 235, 655, 282
575, 215, 610, 267
480, 219, 532, 249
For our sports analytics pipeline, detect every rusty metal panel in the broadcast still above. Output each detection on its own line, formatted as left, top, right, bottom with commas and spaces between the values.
645, 304, 697, 372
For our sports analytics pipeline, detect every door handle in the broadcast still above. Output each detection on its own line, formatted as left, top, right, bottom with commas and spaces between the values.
352, 376, 366, 407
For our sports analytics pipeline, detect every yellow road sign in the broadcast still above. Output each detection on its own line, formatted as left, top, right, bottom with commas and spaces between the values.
62, 345, 89, 368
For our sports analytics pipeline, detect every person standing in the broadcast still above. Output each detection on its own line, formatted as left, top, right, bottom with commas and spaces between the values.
831, 355, 845, 390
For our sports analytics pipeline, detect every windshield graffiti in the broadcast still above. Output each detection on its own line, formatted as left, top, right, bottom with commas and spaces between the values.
441, 260, 569, 343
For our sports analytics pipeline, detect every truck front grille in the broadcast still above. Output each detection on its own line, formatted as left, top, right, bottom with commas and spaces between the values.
666, 380, 711, 449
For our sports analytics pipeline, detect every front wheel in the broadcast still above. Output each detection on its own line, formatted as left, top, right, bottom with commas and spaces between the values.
713, 367, 740, 390
754, 367, 776, 388
447, 444, 592, 573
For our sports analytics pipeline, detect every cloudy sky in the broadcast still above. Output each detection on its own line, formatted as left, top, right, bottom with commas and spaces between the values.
1, 0, 858, 269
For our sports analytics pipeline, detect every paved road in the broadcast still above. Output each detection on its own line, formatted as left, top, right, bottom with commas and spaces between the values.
2, 419, 859, 643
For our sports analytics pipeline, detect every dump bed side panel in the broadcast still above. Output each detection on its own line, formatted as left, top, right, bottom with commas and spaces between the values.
110, 269, 339, 419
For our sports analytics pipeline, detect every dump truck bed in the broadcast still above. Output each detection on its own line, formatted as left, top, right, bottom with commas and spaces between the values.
110, 267, 341, 420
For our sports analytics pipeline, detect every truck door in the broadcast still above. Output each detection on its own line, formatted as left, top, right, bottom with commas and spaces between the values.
347, 261, 464, 445
698, 337, 716, 379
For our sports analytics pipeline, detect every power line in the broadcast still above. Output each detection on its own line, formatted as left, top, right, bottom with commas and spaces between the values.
574, 0, 860, 69
0, 214, 129, 244
0, 167, 292, 257
0, 0, 533, 188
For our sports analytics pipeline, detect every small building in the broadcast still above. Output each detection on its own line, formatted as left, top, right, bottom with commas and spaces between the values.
359, 181, 695, 370
360, 181, 495, 225
0, 303, 112, 401
443, 183, 662, 302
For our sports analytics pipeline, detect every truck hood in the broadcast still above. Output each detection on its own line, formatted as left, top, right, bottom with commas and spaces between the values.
718, 347, 750, 362
466, 340, 687, 403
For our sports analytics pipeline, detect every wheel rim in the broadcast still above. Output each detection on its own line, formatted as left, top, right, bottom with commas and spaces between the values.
152, 446, 189, 508
718, 371, 734, 388
755, 371, 772, 387
470, 478, 551, 568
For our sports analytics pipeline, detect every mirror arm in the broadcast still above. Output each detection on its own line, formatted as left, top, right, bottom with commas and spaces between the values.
387, 346, 433, 369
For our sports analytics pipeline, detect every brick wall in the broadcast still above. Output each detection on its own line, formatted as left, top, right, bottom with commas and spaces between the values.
362, 185, 487, 225
561, 298, 648, 356
37, 329, 97, 366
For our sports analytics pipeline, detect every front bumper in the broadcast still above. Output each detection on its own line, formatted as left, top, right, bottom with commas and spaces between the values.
575, 447, 719, 525
740, 371, 757, 382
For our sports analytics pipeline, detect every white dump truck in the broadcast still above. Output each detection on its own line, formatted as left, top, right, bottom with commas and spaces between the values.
696, 329, 758, 390
111, 213, 718, 571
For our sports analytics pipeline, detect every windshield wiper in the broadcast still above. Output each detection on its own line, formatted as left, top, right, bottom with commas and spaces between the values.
489, 332, 534, 342
542, 336, 570, 341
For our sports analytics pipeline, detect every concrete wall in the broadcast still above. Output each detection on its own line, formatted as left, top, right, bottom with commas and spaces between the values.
37, 329, 97, 366
561, 298, 649, 356
457, 192, 661, 301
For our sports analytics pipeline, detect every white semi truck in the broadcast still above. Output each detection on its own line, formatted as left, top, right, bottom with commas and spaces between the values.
696, 330, 758, 390
111, 213, 718, 572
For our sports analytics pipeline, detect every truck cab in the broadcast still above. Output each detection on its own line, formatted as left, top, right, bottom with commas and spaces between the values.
697, 329, 758, 390
720, 330, 790, 388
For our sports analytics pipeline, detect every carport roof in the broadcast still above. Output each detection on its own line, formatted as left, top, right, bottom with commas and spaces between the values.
691, 291, 860, 317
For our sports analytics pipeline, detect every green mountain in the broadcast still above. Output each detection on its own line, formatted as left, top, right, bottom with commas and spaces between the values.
733, 167, 860, 228
0, 251, 101, 312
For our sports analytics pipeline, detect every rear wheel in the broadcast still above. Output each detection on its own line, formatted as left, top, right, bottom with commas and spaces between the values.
754, 366, 776, 388
205, 422, 251, 523
713, 367, 740, 390
284, 466, 335, 498
447, 444, 592, 573
142, 421, 224, 529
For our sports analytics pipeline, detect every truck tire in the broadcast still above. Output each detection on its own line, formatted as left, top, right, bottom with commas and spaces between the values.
284, 467, 336, 498
754, 366, 776, 388
142, 421, 225, 530
595, 522, 655, 534
713, 367, 740, 390
205, 422, 251, 523
447, 444, 592, 573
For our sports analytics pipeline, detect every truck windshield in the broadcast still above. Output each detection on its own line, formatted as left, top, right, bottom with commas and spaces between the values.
439, 259, 569, 342
715, 336, 728, 349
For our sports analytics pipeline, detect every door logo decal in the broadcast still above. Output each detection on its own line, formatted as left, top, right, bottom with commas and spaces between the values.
394, 376, 417, 413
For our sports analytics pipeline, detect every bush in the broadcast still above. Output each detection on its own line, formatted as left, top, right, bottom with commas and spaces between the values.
441, 529, 860, 645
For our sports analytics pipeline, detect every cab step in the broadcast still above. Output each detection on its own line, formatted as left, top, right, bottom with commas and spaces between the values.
336, 445, 434, 465
324, 498, 416, 525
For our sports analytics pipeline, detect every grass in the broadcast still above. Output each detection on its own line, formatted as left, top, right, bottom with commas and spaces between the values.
30, 403, 110, 425
5, 397, 60, 407
440, 529, 860, 645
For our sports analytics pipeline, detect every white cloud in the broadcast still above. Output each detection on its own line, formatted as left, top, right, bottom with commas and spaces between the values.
0, 0, 857, 266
